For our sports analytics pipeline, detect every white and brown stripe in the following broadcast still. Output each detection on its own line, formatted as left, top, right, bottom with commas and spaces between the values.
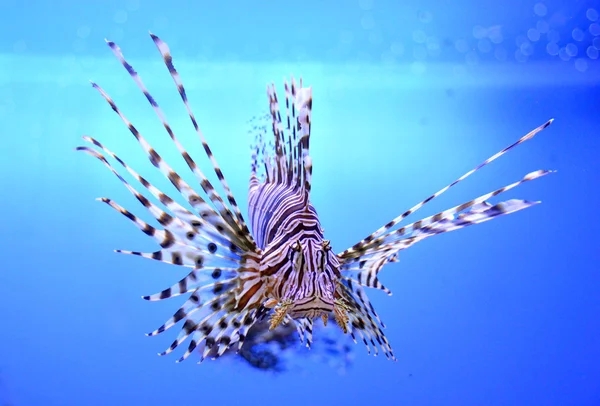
80, 32, 555, 364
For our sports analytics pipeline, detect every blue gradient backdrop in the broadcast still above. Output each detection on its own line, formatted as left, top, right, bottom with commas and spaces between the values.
1, 0, 599, 405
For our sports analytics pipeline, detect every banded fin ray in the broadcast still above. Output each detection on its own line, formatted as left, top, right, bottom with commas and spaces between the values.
143, 272, 238, 301
341, 168, 552, 262
79, 34, 267, 362
89, 82, 252, 251
253, 78, 313, 195
77, 144, 242, 264
105, 39, 253, 251
149, 33, 255, 248
294, 317, 314, 348
340, 119, 554, 259
337, 281, 395, 359
339, 170, 553, 295
80, 153, 260, 358
177, 309, 257, 363
147, 285, 260, 361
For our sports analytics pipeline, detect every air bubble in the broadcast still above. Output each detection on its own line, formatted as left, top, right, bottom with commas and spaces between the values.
587, 8, 598, 22
489, 26, 503, 43
515, 35, 528, 47
558, 47, 570, 61
572, 28, 585, 41
527, 28, 541, 42
534, 3, 547, 17
494, 47, 507, 61
590, 23, 600, 36
521, 42, 534, 56
574, 58, 588, 72
515, 49, 528, 62
472, 25, 486, 39
546, 42, 559, 56
566, 43, 578, 57
587, 46, 598, 59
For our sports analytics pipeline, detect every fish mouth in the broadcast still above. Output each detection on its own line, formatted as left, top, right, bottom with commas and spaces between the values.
289, 296, 334, 318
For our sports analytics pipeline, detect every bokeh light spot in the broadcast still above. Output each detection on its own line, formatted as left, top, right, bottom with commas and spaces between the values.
534, 3, 547, 17
586, 46, 598, 59
546, 42, 559, 56
565, 43, 578, 57
574, 58, 588, 72
572, 27, 585, 41
527, 28, 541, 42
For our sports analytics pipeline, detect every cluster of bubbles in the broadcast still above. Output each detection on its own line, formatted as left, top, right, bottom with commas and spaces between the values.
9, 0, 599, 78
359, 1, 599, 73
518, 3, 599, 72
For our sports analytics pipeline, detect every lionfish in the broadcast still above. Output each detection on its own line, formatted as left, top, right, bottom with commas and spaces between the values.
78, 33, 554, 363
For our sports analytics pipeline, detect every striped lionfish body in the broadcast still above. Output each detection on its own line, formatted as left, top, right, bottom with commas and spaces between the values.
79, 33, 554, 363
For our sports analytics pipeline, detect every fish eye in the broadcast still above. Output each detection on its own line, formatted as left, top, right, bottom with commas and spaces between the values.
288, 240, 302, 261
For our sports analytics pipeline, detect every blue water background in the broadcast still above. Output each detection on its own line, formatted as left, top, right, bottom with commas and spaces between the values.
1, 0, 599, 405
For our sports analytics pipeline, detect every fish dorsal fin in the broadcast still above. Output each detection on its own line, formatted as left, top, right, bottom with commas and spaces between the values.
260, 77, 313, 200
294, 84, 313, 197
